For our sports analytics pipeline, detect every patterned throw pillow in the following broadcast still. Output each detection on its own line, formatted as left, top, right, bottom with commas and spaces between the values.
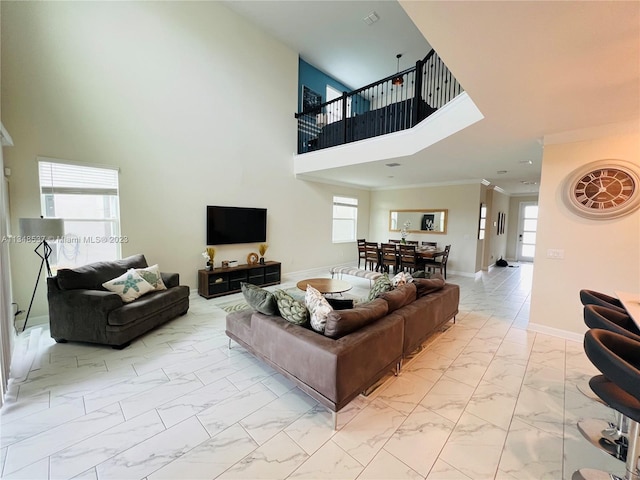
367, 273, 393, 301
241, 282, 278, 315
273, 289, 309, 325
135, 264, 167, 291
102, 269, 154, 302
392, 271, 413, 287
305, 285, 334, 333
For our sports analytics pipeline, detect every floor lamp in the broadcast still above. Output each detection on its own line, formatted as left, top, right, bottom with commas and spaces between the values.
19, 218, 64, 332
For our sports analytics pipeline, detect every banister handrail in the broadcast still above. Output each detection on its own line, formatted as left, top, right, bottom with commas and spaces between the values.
296, 48, 436, 117
295, 49, 463, 153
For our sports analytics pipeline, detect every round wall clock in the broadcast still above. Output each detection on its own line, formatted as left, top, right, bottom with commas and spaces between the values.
563, 159, 640, 220
247, 252, 259, 265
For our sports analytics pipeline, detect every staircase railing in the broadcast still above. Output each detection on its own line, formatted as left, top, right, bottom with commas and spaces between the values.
295, 50, 464, 154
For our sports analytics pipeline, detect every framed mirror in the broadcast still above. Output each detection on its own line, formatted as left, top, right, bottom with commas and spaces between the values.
389, 209, 448, 234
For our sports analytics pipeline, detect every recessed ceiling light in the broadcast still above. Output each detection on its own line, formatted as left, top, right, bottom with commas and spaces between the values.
385, 162, 401, 167
519, 160, 533, 165
497, 170, 507, 174
520, 180, 538, 185
363, 11, 380, 25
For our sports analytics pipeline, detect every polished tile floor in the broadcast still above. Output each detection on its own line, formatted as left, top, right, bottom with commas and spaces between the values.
0, 263, 625, 479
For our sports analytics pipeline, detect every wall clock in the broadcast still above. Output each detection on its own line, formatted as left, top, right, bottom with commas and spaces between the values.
563, 159, 640, 220
247, 252, 259, 265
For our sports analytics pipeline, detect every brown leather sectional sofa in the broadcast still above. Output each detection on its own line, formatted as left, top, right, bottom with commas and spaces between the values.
225, 278, 459, 419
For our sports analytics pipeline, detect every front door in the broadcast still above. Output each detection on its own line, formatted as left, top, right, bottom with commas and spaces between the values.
517, 202, 538, 262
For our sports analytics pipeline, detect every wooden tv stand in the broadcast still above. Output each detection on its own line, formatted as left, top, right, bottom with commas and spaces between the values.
198, 261, 281, 299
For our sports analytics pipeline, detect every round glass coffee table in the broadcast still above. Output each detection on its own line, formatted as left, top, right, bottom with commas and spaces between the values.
296, 278, 352, 295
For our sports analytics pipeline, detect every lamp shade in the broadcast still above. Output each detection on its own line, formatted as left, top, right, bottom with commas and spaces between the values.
19, 218, 64, 239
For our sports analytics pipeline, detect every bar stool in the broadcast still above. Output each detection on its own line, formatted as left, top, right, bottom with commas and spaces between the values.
578, 305, 640, 461
574, 329, 640, 480
580, 289, 627, 314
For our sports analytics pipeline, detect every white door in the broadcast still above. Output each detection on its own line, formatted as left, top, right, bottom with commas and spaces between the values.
517, 202, 538, 262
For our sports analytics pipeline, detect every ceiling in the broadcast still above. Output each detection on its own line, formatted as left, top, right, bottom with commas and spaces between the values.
224, 1, 640, 195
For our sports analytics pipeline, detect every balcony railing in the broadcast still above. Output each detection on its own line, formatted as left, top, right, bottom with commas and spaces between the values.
295, 50, 464, 154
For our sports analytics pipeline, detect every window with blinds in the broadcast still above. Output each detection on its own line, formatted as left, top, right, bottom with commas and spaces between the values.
332, 196, 358, 243
38, 158, 122, 269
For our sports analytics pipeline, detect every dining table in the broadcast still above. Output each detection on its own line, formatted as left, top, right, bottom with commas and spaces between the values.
370, 244, 445, 272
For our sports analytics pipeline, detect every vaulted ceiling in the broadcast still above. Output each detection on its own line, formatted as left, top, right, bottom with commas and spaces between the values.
224, 1, 640, 195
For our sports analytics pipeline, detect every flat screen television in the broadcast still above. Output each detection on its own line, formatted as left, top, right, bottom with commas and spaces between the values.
206, 205, 267, 245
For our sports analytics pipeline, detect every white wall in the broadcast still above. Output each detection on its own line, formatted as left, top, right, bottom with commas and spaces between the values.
370, 183, 483, 275
530, 127, 640, 336
1, 1, 370, 318
483, 188, 510, 268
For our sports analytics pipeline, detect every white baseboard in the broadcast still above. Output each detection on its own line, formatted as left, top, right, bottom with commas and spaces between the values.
527, 322, 584, 343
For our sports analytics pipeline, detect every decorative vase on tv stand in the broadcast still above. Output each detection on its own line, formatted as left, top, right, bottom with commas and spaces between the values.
258, 243, 268, 265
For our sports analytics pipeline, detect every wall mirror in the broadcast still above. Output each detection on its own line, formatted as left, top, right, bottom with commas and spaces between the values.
389, 209, 448, 234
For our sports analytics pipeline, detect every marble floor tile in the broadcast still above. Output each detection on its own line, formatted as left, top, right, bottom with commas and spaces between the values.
197, 383, 278, 437
4, 403, 124, 474
95, 416, 209, 480
289, 441, 363, 479
383, 405, 455, 476
240, 389, 318, 445
376, 371, 435, 415
147, 424, 258, 480
332, 398, 406, 465
217, 431, 308, 479
420, 375, 475, 424
119, 372, 204, 420
465, 380, 518, 430
513, 385, 565, 436
0, 398, 86, 447
83, 369, 169, 413
2, 263, 617, 480
155, 377, 239, 428
426, 459, 474, 480
358, 449, 423, 480
438, 412, 508, 479
497, 418, 563, 480
49, 410, 165, 480
284, 404, 336, 455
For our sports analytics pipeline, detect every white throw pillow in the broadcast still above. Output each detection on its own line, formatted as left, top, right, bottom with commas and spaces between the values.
305, 284, 333, 333
135, 264, 167, 291
392, 271, 413, 287
103, 269, 154, 302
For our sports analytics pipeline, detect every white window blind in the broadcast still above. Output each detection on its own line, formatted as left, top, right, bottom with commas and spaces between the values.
38, 158, 122, 269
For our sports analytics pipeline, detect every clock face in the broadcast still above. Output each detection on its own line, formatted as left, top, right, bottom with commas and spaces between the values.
564, 160, 640, 219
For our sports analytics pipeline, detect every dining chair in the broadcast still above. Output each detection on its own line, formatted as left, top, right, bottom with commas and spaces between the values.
380, 243, 398, 274
406, 240, 419, 245
364, 242, 380, 271
421, 241, 437, 247
388, 239, 400, 244
357, 239, 366, 268
398, 244, 418, 273
424, 244, 450, 279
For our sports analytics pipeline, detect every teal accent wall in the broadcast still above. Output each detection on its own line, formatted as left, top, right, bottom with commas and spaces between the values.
298, 58, 352, 110
297, 58, 370, 115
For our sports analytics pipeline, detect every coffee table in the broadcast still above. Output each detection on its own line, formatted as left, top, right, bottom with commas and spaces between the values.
296, 278, 352, 295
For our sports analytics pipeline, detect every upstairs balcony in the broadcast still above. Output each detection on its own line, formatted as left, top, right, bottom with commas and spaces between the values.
295, 50, 464, 155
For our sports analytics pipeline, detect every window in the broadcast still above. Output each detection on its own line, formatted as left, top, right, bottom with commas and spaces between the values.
38, 158, 121, 269
332, 196, 358, 243
478, 203, 487, 240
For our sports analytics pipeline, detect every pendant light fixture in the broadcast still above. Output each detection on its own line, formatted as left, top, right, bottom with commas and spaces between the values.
392, 53, 404, 86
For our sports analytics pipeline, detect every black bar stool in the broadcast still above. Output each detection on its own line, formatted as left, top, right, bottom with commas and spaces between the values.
573, 329, 640, 480
578, 305, 640, 461
580, 289, 626, 315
